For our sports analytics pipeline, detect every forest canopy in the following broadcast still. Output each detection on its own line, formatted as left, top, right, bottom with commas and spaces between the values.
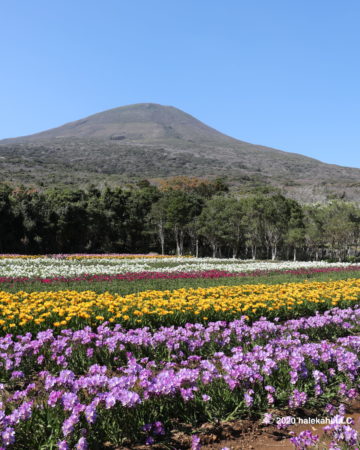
0, 178, 359, 261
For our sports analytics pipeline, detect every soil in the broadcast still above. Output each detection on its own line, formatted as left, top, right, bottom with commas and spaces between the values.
117, 400, 360, 449
200, 402, 360, 450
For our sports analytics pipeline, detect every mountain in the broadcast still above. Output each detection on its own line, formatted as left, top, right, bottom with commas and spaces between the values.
2, 103, 238, 145
0, 103, 359, 202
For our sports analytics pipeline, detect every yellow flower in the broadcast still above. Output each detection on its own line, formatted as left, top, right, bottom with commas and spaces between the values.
0, 277, 359, 331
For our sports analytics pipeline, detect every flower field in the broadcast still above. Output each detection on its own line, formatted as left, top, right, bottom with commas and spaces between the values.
0, 256, 356, 279
0, 257, 359, 449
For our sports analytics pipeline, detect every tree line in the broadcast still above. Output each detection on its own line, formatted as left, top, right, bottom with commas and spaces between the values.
0, 178, 359, 261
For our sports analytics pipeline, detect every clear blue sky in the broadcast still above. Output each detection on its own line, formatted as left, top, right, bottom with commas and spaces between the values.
1, 0, 360, 168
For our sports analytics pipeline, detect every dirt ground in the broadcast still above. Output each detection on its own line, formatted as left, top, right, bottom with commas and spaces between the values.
118, 401, 360, 449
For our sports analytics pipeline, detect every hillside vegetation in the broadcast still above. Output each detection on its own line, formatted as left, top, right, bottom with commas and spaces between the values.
1, 103, 359, 202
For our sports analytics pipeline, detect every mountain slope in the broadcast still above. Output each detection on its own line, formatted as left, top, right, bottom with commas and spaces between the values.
0, 103, 359, 202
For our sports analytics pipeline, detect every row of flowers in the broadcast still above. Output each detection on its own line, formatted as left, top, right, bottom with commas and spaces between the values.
0, 265, 360, 286
1, 278, 360, 332
0, 257, 356, 279
0, 305, 359, 448
0, 254, 179, 260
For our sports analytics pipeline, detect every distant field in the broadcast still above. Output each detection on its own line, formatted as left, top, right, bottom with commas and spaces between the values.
0, 256, 359, 293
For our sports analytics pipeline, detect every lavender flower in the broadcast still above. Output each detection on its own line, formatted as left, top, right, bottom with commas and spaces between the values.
262, 413, 273, 425
290, 430, 319, 449
191, 434, 201, 450
75, 437, 88, 450
1, 428, 15, 446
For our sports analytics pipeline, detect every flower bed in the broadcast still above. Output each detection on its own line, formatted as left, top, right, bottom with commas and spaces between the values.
0, 265, 360, 286
0, 306, 359, 448
1, 278, 360, 333
0, 257, 355, 279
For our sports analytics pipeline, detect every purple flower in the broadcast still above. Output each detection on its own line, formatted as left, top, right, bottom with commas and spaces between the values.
290, 430, 319, 449
277, 416, 293, 430
105, 393, 116, 409
180, 387, 195, 402
84, 403, 97, 424
289, 390, 307, 408
57, 440, 69, 450
244, 389, 254, 407
153, 421, 165, 435
328, 442, 341, 450
262, 413, 273, 425
62, 414, 79, 436
75, 437, 88, 450
325, 420, 359, 447
325, 403, 337, 416
1, 427, 15, 446
191, 434, 201, 450
289, 370, 298, 384
62, 392, 79, 411
142, 423, 152, 433
265, 385, 275, 393
11, 370, 24, 379
37, 355, 45, 364
48, 390, 63, 407
343, 425, 358, 445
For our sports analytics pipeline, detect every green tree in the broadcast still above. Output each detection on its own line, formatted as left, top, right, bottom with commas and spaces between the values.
0, 185, 22, 252
303, 204, 325, 260
322, 201, 359, 261
262, 194, 291, 260
242, 195, 266, 260
285, 200, 305, 261
148, 196, 168, 255
161, 190, 202, 256
197, 196, 240, 257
